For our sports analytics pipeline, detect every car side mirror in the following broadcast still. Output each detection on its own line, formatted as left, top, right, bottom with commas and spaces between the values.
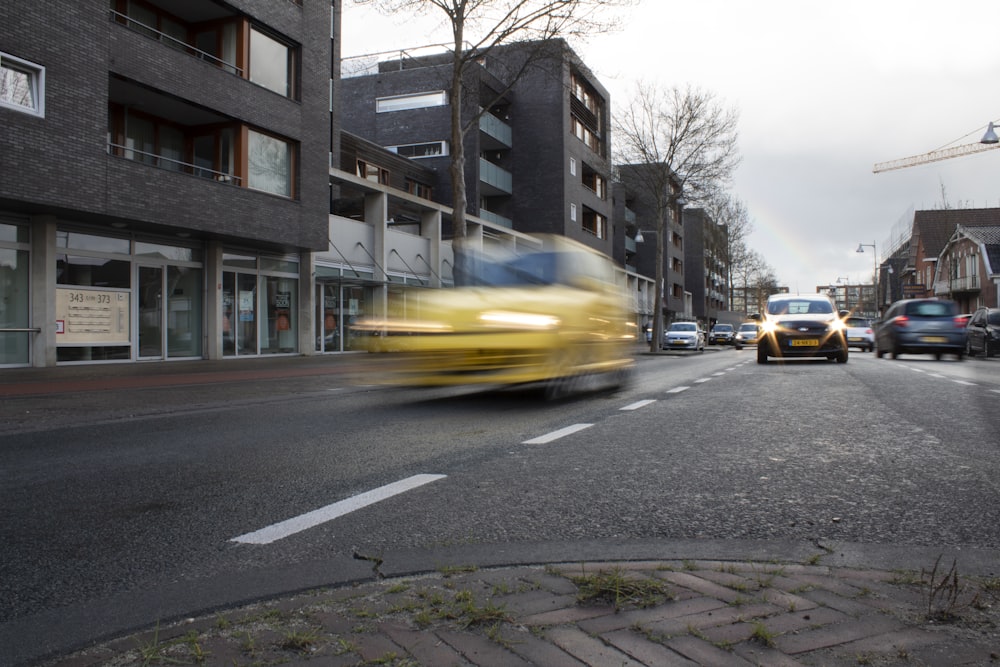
838, 310, 850, 319
749, 313, 762, 321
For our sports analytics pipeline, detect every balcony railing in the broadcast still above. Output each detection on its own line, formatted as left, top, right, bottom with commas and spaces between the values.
108, 143, 243, 186
479, 112, 512, 147
109, 9, 243, 76
479, 158, 512, 194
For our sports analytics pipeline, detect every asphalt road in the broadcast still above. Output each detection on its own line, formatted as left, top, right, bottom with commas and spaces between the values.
2, 348, 999, 663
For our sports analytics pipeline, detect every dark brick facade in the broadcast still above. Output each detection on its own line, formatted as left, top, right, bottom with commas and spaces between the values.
0, 0, 331, 251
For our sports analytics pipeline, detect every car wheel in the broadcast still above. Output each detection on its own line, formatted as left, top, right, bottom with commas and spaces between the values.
836, 347, 848, 363
891, 345, 901, 360
734, 343, 742, 350
756, 343, 768, 364
956, 349, 964, 361
966, 339, 975, 357
934, 352, 942, 360
876, 346, 885, 358
985, 340, 992, 357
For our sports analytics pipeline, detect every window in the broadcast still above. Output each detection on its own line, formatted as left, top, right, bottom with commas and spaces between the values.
582, 166, 606, 199
582, 208, 606, 239
250, 27, 295, 98
357, 159, 389, 185
570, 203, 577, 222
376, 91, 447, 113
1, 52, 44, 117
248, 129, 293, 197
388, 141, 447, 158
569, 157, 577, 176
406, 179, 433, 199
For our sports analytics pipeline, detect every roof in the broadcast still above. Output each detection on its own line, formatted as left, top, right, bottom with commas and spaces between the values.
912, 208, 1000, 257
956, 224, 1000, 275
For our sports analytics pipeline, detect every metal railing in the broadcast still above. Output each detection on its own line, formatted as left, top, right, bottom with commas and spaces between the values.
0, 328, 40, 333
108, 143, 242, 185
109, 9, 243, 76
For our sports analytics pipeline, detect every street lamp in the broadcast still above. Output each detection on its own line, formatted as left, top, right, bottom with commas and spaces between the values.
856, 242, 878, 316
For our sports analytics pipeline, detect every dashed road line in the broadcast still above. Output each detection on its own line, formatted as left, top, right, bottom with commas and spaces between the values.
231, 474, 447, 545
620, 399, 657, 411
522, 423, 593, 444
667, 386, 690, 393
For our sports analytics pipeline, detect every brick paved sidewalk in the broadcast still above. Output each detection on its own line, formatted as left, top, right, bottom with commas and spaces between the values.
48, 559, 1000, 667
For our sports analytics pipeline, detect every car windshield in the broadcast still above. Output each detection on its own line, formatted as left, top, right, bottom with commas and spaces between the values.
846, 318, 869, 327
905, 301, 956, 317
713, 325, 732, 331
767, 299, 832, 315
670, 323, 697, 331
989, 311, 1000, 325
739, 324, 757, 332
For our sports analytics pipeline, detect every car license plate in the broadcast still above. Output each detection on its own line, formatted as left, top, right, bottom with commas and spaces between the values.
671, 340, 685, 345
848, 336, 862, 342
920, 336, 947, 343
790, 339, 818, 347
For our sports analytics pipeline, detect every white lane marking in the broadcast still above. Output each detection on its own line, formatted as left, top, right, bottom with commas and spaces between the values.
694, 378, 712, 383
667, 386, 690, 393
712, 372, 726, 376
231, 474, 446, 545
620, 399, 657, 411
992, 389, 1000, 395
952, 380, 977, 386
522, 423, 593, 444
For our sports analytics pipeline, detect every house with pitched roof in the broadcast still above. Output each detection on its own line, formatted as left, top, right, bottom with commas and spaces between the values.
935, 223, 1000, 310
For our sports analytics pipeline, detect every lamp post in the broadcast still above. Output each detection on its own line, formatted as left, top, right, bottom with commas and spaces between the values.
856, 242, 877, 317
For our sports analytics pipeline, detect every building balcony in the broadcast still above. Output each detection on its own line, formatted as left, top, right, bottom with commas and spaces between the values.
479, 112, 512, 149
479, 158, 512, 195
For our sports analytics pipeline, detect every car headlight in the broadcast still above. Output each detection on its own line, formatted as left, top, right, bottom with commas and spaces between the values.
760, 320, 777, 334
478, 311, 561, 329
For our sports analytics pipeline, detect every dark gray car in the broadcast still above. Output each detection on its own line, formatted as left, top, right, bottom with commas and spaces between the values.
875, 298, 965, 360
965, 307, 1000, 357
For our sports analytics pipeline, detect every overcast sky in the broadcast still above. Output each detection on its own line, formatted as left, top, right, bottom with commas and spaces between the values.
341, 1, 1000, 292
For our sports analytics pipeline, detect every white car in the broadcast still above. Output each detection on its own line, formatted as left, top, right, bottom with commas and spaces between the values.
662, 321, 705, 352
844, 316, 874, 352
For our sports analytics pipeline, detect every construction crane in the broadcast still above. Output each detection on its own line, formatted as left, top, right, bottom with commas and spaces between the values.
872, 121, 1000, 174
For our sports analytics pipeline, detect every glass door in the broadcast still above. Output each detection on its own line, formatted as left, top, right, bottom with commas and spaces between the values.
316, 283, 339, 352
223, 271, 259, 356
137, 265, 163, 358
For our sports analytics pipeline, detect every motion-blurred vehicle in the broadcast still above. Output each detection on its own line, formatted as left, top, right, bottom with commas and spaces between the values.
733, 322, 760, 349
844, 316, 874, 352
754, 294, 849, 364
662, 321, 705, 352
708, 323, 735, 345
874, 298, 965, 360
350, 235, 635, 398
965, 307, 1000, 357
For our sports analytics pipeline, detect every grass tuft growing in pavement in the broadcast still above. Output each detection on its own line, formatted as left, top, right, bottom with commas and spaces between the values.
568, 566, 672, 609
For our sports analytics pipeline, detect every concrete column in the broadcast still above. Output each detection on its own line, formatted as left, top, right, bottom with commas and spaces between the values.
30, 216, 57, 367
423, 210, 442, 288
298, 250, 315, 356
204, 241, 223, 360
364, 191, 388, 319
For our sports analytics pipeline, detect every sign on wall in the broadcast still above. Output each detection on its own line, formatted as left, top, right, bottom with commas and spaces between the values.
55, 287, 130, 345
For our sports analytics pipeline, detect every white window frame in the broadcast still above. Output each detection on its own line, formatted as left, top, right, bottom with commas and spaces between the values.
569, 157, 577, 176
387, 141, 448, 159
570, 203, 577, 222
1, 52, 45, 118
376, 90, 447, 113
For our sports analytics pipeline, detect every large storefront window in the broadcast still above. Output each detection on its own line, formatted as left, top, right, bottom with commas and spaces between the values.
0, 220, 30, 366
223, 252, 298, 356
55, 230, 203, 363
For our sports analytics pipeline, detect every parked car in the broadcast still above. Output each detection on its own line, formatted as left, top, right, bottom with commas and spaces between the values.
708, 323, 735, 345
663, 321, 705, 352
874, 298, 965, 360
754, 294, 849, 364
965, 307, 1000, 357
844, 316, 875, 352
733, 322, 760, 349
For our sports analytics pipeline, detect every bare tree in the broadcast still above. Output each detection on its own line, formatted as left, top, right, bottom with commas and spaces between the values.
354, 0, 635, 281
702, 193, 753, 311
614, 82, 741, 352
